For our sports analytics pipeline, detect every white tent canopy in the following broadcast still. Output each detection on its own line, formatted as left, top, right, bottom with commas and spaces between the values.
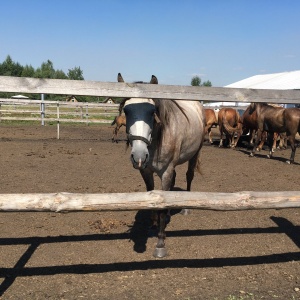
225, 70, 300, 90
204, 70, 300, 108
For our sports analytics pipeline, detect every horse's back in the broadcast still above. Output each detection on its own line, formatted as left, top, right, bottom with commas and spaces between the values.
176, 101, 205, 163
180, 101, 205, 131
155, 100, 205, 166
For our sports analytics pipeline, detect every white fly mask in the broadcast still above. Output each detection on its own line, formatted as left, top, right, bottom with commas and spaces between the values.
123, 98, 156, 169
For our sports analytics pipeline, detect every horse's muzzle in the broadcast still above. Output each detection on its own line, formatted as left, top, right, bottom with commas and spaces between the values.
131, 153, 149, 169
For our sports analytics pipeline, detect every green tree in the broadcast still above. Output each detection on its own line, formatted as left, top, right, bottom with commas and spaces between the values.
54, 69, 68, 79
68, 66, 84, 80
0, 55, 23, 76
191, 75, 212, 87
34, 60, 54, 78
21, 64, 35, 77
202, 80, 212, 87
191, 75, 201, 86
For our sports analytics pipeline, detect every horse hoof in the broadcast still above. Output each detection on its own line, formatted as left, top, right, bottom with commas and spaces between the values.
249, 153, 254, 157
180, 209, 190, 215
153, 247, 167, 258
286, 160, 292, 164
267, 155, 271, 158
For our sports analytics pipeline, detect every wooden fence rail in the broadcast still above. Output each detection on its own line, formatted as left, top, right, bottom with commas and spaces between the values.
0, 75, 299, 212
1, 75, 300, 104
0, 191, 300, 212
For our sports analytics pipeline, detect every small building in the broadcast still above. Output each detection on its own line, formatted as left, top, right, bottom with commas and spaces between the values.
102, 97, 116, 104
66, 95, 78, 102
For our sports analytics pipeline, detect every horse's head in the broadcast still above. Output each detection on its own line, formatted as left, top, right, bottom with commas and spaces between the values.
118, 73, 158, 170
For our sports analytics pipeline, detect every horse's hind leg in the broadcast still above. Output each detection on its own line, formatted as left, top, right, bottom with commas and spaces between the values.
112, 127, 118, 143
181, 151, 200, 215
208, 127, 213, 144
266, 132, 275, 159
287, 135, 296, 164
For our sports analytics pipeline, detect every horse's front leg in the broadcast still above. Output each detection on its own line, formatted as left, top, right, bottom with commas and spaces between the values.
250, 128, 263, 157
139, 168, 158, 234
272, 132, 278, 152
151, 167, 175, 258
249, 129, 255, 145
153, 209, 168, 258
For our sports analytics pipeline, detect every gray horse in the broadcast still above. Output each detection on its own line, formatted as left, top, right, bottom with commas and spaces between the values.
118, 73, 205, 257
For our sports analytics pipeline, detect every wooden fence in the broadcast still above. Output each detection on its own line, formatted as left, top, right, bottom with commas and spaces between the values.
0, 98, 119, 139
0, 75, 299, 211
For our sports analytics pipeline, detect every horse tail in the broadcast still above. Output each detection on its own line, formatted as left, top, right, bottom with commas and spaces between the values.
222, 115, 238, 134
111, 116, 117, 126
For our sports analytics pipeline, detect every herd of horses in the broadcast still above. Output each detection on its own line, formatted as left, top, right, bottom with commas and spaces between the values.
112, 100, 299, 164
112, 73, 300, 258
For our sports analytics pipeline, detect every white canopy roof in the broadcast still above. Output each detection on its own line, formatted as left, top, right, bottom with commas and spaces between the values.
225, 70, 300, 90
204, 71, 300, 108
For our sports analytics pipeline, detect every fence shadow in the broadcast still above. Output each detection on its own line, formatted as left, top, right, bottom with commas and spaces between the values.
0, 216, 299, 296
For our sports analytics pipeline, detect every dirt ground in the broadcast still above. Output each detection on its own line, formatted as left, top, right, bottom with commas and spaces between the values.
0, 124, 299, 300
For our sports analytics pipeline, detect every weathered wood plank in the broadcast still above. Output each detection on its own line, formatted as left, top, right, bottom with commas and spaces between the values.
1, 76, 300, 103
0, 190, 300, 212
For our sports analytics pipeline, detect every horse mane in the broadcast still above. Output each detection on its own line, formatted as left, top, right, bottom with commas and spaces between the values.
153, 99, 188, 127
152, 99, 189, 156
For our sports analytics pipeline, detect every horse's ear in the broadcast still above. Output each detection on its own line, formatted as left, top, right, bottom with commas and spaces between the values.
150, 75, 158, 84
118, 73, 124, 83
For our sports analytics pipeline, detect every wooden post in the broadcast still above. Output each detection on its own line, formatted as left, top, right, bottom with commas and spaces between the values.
86, 105, 89, 126
57, 102, 60, 140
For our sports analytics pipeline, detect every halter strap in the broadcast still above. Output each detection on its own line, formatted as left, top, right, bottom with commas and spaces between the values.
127, 134, 151, 146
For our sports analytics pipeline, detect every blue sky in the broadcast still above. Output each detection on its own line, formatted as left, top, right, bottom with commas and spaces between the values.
1, 0, 299, 87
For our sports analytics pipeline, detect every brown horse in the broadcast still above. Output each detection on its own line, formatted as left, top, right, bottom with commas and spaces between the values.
249, 102, 300, 164
218, 107, 243, 148
242, 105, 287, 151
118, 73, 205, 258
111, 115, 126, 143
204, 108, 218, 144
